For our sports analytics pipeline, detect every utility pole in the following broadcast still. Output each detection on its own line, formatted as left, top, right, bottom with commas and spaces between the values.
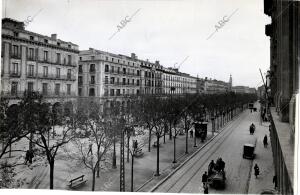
120, 129, 125, 191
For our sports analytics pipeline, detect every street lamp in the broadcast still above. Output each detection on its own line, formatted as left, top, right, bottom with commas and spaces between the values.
130, 139, 138, 192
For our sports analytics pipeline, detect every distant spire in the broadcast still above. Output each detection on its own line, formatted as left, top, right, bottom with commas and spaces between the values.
229, 74, 232, 90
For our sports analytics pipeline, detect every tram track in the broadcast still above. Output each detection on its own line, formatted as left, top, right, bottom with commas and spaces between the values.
150, 110, 247, 192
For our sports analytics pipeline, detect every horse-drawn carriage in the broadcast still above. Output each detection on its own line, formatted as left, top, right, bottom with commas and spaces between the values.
207, 158, 226, 189
207, 171, 226, 189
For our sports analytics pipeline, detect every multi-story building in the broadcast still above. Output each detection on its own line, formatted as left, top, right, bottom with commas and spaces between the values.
232, 86, 256, 94
139, 59, 163, 95
203, 77, 231, 94
162, 68, 197, 95
79, 48, 143, 108
264, 1, 299, 194
1, 18, 79, 106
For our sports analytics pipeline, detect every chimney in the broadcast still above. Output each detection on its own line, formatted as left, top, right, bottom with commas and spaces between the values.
155, 60, 160, 65
51, 34, 57, 40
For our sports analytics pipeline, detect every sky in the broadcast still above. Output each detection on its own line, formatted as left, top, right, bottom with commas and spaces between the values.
2, 0, 271, 88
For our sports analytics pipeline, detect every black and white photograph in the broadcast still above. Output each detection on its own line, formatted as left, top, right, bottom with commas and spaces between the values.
0, 0, 299, 194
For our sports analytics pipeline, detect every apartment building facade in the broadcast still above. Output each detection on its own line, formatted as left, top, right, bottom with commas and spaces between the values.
1, 18, 79, 105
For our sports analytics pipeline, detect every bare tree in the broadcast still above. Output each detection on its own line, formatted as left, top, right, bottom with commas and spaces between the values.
25, 95, 76, 190
72, 99, 113, 191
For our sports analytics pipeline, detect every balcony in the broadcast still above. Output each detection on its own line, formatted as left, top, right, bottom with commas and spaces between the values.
1, 91, 77, 99
37, 73, 76, 81
11, 53, 21, 59
10, 72, 21, 78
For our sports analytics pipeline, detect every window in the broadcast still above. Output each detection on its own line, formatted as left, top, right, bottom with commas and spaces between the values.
57, 42, 60, 46
123, 89, 125, 95
28, 48, 34, 60
44, 39, 48, 43
78, 88, 82, 96
42, 83, 48, 95
137, 70, 140, 76
79, 57, 82, 61
79, 65, 83, 73
12, 45, 18, 56
78, 76, 83, 85
116, 89, 120, 96
43, 51, 48, 61
106, 57, 108, 61
110, 77, 115, 84
30, 36, 34, 40
104, 89, 108, 96
123, 78, 126, 85
117, 67, 120, 74
12, 63, 18, 75
55, 84, 60, 95
68, 44, 71, 48
132, 79, 134, 85
27, 82, 34, 92
123, 68, 126, 74
56, 68, 60, 78
127, 79, 130, 85
68, 55, 71, 65
11, 82, 18, 95
137, 79, 140, 86
43, 66, 48, 77
105, 76, 108, 84
56, 53, 61, 63
67, 69, 72, 80
111, 66, 114, 73
90, 75, 95, 84
67, 84, 71, 95
28, 65, 34, 76
137, 89, 140, 95
89, 88, 95, 96
90, 64, 95, 72
105, 65, 109, 73
110, 89, 115, 96
91, 56, 95, 60
116, 77, 120, 84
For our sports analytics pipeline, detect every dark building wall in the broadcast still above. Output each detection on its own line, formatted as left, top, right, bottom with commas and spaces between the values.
264, 0, 299, 194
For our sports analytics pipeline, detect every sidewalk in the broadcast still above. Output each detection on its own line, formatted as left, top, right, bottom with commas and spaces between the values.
247, 105, 277, 194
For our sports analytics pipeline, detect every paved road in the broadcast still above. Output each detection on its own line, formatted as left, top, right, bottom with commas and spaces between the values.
151, 109, 259, 194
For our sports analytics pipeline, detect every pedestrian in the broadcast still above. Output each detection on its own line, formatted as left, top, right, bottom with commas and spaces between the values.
24, 150, 30, 165
204, 184, 209, 194
263, 135, 268, 148
254, 164, 260, 178
202, 171, 208, 188
208, 160, 215, 175
219, 158, 225, 172
273, 175, 278, 189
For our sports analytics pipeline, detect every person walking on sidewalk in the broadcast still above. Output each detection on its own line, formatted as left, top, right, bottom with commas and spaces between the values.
202, 171, 208, 188
204, 184, 209, 194
254, 164, 260, 178
273, 175, 278, 189
263, 135, 268, 148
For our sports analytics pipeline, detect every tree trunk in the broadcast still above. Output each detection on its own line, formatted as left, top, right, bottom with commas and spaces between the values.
92, 169, 96, 191
148, 128, 151, 152
29, 132, 33, 151
50, 159, 54, 190
127, 136, 130, 163
155, 134, 160, 176
169, 122, 172, 140
173, 136, 177, 163
185, 128, 188, 154
97, 155, 100, 177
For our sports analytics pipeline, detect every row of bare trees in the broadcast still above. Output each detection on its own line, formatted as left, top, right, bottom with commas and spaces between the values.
0, 91, 256, 190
